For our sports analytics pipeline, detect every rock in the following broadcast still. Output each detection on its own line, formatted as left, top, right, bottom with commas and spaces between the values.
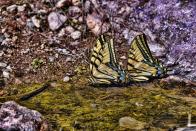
48, 56, 55, 62
119, 117, 146, 130
63, 76, 70, 82
56, 48, 70, 55
48, 12, 67, 31
58, 28, 66, 37
6, 5, 17, 13
68, 6, 81, 18
17, 4, 26, 12
0, 101, 48, 131
120, 56, 126, 60
56, 0, 71, 8
72, 0, 81, 6
2, 71, 9, 79
95, 0, 196, 81
26, 19, 35, 29
31, 16, 41, 28
70, 31, 81, 40
65, 57, 72, 62
0, 62, 7, 68
86, 13, 110, 35
65, 26, 75, 34
14, 78, 23, 85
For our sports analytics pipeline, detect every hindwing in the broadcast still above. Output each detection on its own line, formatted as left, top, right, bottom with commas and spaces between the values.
127, 34, 167, 82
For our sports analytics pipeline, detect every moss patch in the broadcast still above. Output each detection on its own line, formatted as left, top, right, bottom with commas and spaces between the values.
0, 77, 195, 130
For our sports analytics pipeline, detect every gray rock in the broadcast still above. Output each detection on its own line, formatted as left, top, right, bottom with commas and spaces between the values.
31, 16, 41, 28
72, 0, 81, 6
56, 0, 71, 8
68, 6, 81, 18
6, 5, 17, 13
0, 101, 47, 131
48, 12, 67, 31
70, 31, 81, 40
119, 116, 146, 130
63, 76, 70, 82
56, 48, 70, 55
17, 4, 26, 12
97, 0, 196, 81
65, 25, 75, 34
0, 62, 7, 68
2, 71, 9, 79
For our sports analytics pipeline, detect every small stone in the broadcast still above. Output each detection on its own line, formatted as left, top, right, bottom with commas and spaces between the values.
68, 6, 81, 18
15, 78, 22, 85
6, 65, 12, 72
17, 4, 26, 12
63, 76, 70, 82
65, 26, 75, 34
58, 28, 66, 37
48, 12, 67, 31
6, 5, 17, 13
119, 117, 146, 130
48, 56, 55, 62
31, 16, 41, 28
56, 0, 71, 8
0, 62, 7, 68
72, 0, 81, 6
26, 19, 35, 29
86, 13, 109, 35
3, 71, 9, 79
70, 31, 81, 40
56, 48, 70, 55
120, 56, 126, 60
65, 57, 72, 62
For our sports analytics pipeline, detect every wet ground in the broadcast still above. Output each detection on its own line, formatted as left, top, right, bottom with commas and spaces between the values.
0, 76, 195, 130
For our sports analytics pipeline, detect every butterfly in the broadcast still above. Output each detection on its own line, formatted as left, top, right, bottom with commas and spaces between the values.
89, 35, 126, 85
127, 33, 167, 82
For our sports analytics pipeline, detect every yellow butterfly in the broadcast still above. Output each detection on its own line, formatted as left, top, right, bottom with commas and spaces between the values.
127, 33, 167, 82
89, 35, 126, 85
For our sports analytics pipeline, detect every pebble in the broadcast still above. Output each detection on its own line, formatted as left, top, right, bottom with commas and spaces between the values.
17, 4, 26, 12
65, 26, 75, 34
3, 71, 9, 79
56, 48, 70, 55
120, 56, 126, 60
31, 16, 41, 28
72, 0, 81, 6
0, 62, 7, 68
70, 31, 81, 40
63, 76, 70, 82
48, 56, 55, 62
58, 28, 66, 37
56, 0, 71, 8
119, 117, 146, 130
48, 12, 67, 31
6, 5, 17, 13
68, 6, 81, 18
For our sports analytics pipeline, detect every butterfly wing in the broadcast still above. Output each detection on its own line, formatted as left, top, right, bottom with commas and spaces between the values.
127, 34, 167, 82
90, 35, 126, 85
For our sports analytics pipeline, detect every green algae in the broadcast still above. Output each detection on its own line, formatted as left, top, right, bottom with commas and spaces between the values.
0, 78, 195, 130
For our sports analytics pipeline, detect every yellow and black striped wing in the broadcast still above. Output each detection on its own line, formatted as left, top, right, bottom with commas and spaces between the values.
127, 34, 166, 81
90, 35, 125, 85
